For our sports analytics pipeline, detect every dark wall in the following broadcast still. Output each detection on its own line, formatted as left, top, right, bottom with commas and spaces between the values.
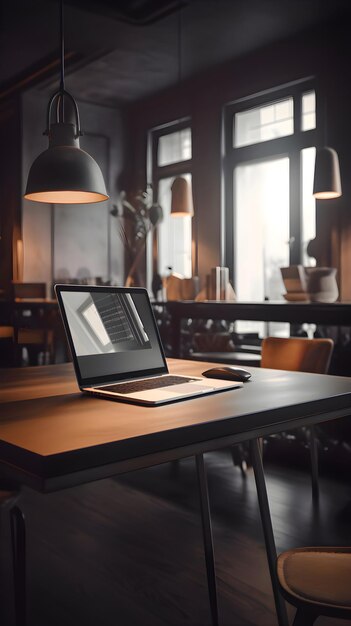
0, 97, 22, 297
126, 16, 351, 296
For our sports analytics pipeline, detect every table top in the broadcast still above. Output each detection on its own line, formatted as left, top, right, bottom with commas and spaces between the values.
2, 298, 351, 325
1, 359, 351, 492
164, 300, 351, 325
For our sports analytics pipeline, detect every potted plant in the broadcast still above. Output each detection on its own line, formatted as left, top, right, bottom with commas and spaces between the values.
110, 188, 163, 287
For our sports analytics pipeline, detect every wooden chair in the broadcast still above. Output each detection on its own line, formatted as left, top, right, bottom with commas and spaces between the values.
277, 546, 351, 625
191, 331, 262, 367
12, 282, 54, 366
261, 337, 334, 376
260, 337, 334, 498
12, 282, 46, 299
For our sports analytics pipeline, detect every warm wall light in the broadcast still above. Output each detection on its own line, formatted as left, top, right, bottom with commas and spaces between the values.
313, 146, 342, 199
24, 2, 108, 204
170, 177, 193, 216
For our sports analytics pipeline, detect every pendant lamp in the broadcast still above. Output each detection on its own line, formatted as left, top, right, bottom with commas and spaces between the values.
313, 146, 342, 199
312, 92, 341, 200
171, 176, 193, 216
24, 2, 108, 204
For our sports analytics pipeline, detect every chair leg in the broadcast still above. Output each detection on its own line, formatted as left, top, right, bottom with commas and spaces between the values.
10, 505, 26, 626
231, 445, 247, 476
292, 608, 318, 626
169, 459, 181, 478
195, 454, 218, 626
0, 505, 6, 624
309, 426, 319, 501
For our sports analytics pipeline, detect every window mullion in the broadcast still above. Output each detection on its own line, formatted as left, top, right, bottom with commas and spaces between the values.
289, 150, 302, 265
154, 160, 192, 179
224, 161, 234, 275
289, 93, 302, 266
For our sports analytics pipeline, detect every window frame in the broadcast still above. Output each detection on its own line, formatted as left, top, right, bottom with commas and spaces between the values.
223, 78, 319, 286
150, 118, 192, 184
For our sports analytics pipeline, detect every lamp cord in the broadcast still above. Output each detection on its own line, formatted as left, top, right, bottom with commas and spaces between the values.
324, 93, 328, 146
60, 0, 65, 92
58, 0, 65, 123
45, 0, 82, 135
177, 3, 181, 86
177, 3, 182, 156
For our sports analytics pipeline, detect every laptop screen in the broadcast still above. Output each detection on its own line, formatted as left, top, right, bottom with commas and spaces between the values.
55, 286, 167, 386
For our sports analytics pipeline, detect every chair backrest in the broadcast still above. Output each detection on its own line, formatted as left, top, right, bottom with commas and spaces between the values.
261, 337, 334, 374
12, 282, 46, 299
193, 332, 235, 352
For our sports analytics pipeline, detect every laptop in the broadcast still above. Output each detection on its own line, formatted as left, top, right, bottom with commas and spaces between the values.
55, 284, 242, 406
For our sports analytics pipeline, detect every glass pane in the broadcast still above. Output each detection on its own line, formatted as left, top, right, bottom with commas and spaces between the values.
158, 128, 192, 166
301, 91, 316, 131
233, 97, 294, 148
301, 147, 316, 266
157, 174, 192, 277
234, 157, 290, 336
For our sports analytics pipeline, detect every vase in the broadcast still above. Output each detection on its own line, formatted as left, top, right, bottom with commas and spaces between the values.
305, 267, 339, 303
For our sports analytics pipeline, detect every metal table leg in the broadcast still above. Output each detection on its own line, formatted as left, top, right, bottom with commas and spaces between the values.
249, 439, 289, 626
10, 506, 26, 626
196, 454, 219, 626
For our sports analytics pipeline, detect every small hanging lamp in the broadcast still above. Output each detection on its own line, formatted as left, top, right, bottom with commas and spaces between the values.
24, 2, 108, 204
170, 177, 193, 216
313, 146, 342, 199
312, 92, 341, 200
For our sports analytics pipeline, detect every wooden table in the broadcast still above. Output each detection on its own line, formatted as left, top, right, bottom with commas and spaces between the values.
161, 301, 351, 357
3, 298, 351, 367
1, 359, 351, 626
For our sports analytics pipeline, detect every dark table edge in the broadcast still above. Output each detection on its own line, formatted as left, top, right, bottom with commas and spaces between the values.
1, 403, 350, 494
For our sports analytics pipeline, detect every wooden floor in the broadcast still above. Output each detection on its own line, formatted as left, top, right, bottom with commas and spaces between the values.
1, 452, 351, 626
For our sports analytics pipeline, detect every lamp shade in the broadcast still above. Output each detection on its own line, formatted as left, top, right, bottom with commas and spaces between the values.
313, 147, 342, 200
24, 123, 109, 204
170, 177, 193, 216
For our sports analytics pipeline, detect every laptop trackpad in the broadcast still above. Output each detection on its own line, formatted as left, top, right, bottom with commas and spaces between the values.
125, 380, 242, 402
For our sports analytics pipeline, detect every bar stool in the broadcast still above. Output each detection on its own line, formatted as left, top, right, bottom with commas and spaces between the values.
277, 546, 351, 625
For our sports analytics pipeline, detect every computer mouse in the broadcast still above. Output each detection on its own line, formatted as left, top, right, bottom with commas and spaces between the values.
202, 366, 252, 382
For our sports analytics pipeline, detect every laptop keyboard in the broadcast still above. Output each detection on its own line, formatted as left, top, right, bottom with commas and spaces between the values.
98, 375, 197, 395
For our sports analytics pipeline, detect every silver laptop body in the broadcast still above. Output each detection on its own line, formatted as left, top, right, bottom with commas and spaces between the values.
55, 284, 242, 406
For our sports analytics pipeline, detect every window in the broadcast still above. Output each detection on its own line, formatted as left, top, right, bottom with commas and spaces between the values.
234, 97, 294, 147
301, 91, 316, 132
157, 174, 192, 277
149, 121, 193, 282
224, 80, 317, 336
234, 157, 290, 303
158, 128, 192, 166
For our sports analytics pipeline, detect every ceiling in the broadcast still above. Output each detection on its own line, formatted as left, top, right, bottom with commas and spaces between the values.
1, 0, 351, 107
